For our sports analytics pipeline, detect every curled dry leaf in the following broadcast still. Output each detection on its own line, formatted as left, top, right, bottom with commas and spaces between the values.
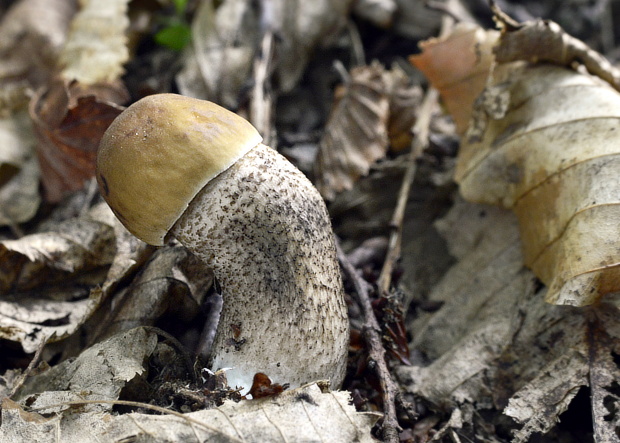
100, 245, 212, 339
31, 0, 130, 202
315, 64, 389, 200
414, 19, 620, 306
492, 12, 620, 91
0, 203, 121, 352
410, 22, 499, 134
177, 0, 353, 107
14, 327, 158, 411
30, 81, 126, 202
314, 63, 421, 200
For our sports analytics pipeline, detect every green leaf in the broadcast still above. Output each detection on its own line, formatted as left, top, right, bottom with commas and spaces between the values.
154, 23, 191, 51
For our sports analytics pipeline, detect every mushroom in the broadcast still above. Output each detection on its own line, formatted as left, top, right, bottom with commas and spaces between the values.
96, 94, 349, 392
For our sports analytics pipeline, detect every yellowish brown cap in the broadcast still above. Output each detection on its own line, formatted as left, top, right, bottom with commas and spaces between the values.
96, 94, 262, 245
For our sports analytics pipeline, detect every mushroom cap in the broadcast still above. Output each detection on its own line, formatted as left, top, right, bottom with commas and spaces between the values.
96, 94, 262, 245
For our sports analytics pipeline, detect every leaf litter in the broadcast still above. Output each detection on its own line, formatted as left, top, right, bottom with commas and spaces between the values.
2, 1, 620, 442
402, 6, 620, 442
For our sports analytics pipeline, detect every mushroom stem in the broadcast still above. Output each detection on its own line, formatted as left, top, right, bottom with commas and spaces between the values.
171, 143, 349, 391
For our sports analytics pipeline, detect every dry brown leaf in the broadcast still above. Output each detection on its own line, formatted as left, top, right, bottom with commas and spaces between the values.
414, 18, 620, 307
314, 63, 421, 200
30, 81, 126, 202
177, 0, 353, 108
410, 22, 499, 134
30, 0, 130, 202
0, 203, 122, 352
397, 197, 620, 441
100, 245, 212, 339
315, 64, 390, 200
3, 381, 379, 443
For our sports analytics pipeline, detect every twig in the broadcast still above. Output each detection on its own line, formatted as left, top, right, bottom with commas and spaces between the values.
377, 88, 439, 294
250, 0, 276, 145
336, 241, 401, 443
345, 20, 366, 67
8, 338, 47, 399
490, 0, 620, 91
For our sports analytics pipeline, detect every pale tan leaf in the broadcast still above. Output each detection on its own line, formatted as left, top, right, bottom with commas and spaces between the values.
457, 61, 620, 306
15, 327, 159, 409
7, 384, 378, 443
59, 0, 130, 85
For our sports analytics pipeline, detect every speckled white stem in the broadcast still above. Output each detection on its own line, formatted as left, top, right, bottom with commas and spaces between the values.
171, 143, 349, 392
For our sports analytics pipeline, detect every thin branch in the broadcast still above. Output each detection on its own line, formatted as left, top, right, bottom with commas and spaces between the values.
337, 87, 438, 442
8, 339, 47, 399
250, 0, 276, 144
336, 241, 401, 443
377, 88, 439, 295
